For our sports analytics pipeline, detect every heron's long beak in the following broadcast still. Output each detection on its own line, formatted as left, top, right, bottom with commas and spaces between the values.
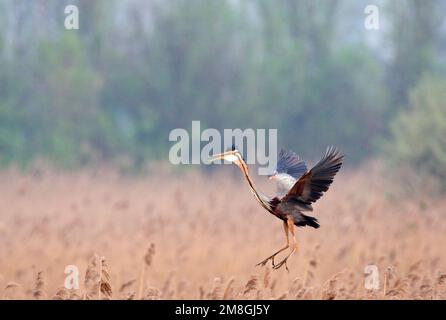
209, 153, 225, 163
210, 151, 239, 164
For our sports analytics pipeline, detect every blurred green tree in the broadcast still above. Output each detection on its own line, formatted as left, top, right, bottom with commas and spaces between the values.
0, 0, 445, 171
28, 34, 102, 167
386, 0, 445, 109
386, 75, 446, 184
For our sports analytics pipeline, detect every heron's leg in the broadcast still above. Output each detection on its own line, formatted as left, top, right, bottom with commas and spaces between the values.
256, 220, 289, 267
273, 218, 298, 271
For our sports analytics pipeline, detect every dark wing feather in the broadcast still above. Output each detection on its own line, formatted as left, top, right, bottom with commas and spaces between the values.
276, 148, 307, 179
281, 146, 344, 205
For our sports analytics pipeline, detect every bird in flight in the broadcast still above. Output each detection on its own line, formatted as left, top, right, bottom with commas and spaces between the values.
210, 146, 344, 270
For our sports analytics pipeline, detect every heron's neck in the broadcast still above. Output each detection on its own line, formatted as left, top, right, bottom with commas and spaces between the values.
237, 161, 272, 212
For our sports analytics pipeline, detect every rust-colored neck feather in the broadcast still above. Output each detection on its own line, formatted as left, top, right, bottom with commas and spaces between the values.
234, 153, 272, 213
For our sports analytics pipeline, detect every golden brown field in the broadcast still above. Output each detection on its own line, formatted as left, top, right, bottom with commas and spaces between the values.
1, 164, 445, 300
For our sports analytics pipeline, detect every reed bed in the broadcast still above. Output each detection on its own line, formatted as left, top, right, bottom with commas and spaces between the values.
0, 165, 445, 299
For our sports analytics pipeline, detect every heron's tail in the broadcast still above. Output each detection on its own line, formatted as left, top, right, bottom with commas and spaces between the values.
298, 214, 320, 229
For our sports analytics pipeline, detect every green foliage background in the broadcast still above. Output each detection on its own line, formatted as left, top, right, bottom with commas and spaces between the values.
0, 0, 446, 180
386, 75, 446, 181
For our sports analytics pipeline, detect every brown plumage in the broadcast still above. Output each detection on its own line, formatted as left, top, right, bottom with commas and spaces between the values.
210, 146, 344, 270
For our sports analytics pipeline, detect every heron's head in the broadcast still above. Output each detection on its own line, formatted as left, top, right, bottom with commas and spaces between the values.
210, 146, 245, 167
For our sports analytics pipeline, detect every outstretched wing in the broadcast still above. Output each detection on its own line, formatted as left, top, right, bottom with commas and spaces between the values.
273, 149, 307, 197
281, 146, 344, 208
276, 148, 307, 179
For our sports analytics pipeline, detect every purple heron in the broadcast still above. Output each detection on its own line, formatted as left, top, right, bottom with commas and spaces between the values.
210, 146, 344, 270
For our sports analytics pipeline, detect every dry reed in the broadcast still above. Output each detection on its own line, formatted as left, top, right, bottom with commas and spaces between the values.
0, 168, 445, 300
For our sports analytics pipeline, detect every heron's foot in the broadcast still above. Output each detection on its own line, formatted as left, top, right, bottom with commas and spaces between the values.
255, 243, 291, 268
272, 258, 289, 271
255, 255, 276, 267
272, 244, 298, 271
